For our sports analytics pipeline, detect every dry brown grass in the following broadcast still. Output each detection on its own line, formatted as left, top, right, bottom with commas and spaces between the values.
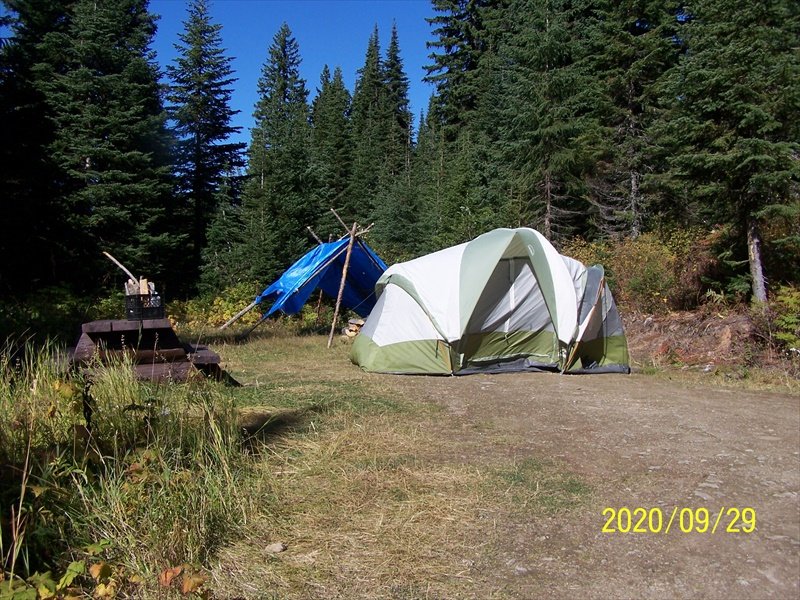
170, 333, 589, 599
211, 419, 491, 599
196, 335, 483, 598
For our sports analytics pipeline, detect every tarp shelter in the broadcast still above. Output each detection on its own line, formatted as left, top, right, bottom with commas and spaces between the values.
351, 228, 630, 375
256, 238, 388, 317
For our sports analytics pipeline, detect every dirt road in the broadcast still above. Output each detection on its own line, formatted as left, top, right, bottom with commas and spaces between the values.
400, 372, 800, 599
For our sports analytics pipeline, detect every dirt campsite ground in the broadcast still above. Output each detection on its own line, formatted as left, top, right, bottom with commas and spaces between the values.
213, 315, 799, 599
398, 371, 799, 599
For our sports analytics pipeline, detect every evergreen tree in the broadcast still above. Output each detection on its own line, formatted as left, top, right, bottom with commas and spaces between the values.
424, 0, 490, 133
0, 0, 76, 293
581, 0, 681, 238
421, 0, 511, 246
240, 23, 313, 283
498, 0, 603, 244
34, 0, 180, 292
310, 65, 352, 238
199, 182, 247, 292
382, 23, 413, 178
655, 0, 799, 301
371, 24, 420, 260
167, 0, 245, 290
347, 26, 386, 223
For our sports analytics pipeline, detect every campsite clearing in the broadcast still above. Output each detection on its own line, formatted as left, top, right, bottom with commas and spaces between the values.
212, 335, 799, 599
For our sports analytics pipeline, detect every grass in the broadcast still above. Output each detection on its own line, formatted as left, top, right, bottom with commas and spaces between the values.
205, 332, 593, 599
634, 358, 800, 394
1, 329, 593, 598
492, 458, 592, 515
0, 343, 262, 597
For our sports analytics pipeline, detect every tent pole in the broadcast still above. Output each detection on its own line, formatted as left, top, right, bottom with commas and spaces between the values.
327, 222, 358, 348
330, 208, 350, 234
219, 300, 258, 330
236, 310, 270, 340
306, 226, 323, 244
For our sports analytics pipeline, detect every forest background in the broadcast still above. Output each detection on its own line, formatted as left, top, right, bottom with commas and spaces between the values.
0, 0, 797, 348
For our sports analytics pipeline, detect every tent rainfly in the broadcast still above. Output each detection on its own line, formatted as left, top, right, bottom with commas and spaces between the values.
351, 228, 630, 375
250, 237, 387, 321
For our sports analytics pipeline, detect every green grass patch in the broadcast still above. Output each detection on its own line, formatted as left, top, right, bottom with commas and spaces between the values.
491, 457, 591, 514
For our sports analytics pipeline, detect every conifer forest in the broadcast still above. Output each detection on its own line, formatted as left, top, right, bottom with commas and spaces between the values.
0, 0, 797, 332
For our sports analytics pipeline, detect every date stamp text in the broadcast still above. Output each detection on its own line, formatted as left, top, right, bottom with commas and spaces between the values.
602, 507, 756, 534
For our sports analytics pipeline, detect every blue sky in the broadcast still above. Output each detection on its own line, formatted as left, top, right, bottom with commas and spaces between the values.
150, 0, 437, 146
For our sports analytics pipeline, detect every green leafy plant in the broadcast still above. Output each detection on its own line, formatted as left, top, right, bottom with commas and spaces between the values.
771, 285, 800, 353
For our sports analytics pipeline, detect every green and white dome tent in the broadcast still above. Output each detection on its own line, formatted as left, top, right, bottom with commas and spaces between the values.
351, 227, 630, 375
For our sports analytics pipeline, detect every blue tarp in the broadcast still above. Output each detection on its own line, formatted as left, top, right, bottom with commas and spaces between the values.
255, 238, 387, 317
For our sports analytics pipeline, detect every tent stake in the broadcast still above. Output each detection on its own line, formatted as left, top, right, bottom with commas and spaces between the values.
327, 222, 358, 348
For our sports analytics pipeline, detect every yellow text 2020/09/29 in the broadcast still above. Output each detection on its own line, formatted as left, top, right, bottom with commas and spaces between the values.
602, 507, 756, 534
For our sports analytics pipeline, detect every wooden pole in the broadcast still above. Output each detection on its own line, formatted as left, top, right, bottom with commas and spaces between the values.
219, 300, 258, 330
327, 222, 358, 348
330, 208, 350, 233
102, 251, 139, 285
236, 310, 270, 340
306, 226, 323, 244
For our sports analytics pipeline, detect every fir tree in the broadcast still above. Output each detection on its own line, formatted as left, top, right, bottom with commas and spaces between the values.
424, 0, 490, 133
655, 0, 799, 301
240, 23, 313, 283
0, 0, 76, 292
34, 0, 180, 291
497, 0, 603, 244
167, 0, 245, 289
199, 182, 247, 292
581, 0, 681, 238
382, 23, 413, 178
347, 26, 386, 223
310, 65, 352, 238
371, 24, 420, 259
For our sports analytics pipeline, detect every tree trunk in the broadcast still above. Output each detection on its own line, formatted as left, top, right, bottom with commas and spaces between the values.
543, 171, 553, 240
630, 169, 642, 238
747, 219, 768, 303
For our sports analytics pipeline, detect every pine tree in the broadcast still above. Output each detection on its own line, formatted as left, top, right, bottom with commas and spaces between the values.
497, 0, 603, 244
240, 23, 313, 283
581, 0, 681, 238
655, 0, 799, 301
0, 0, 76, 293
347, 27, 386, 223
34, 0, 180, 292
310, 65, 352, 238
166, 0, 245, 290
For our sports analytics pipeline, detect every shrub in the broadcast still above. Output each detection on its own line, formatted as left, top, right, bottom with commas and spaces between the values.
771, 285, 800, 355
168, 282, 263, 329
563, 229, 726, 314
564, 234, 677, 313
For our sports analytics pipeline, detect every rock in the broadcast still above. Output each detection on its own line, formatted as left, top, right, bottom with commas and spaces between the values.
265, 542, 287, 554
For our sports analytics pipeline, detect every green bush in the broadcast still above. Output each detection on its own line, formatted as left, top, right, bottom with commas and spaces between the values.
168, 281, 263, 329
771, 285, 800, 353
564, 234, 677, 313
563, 229, 724, 314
